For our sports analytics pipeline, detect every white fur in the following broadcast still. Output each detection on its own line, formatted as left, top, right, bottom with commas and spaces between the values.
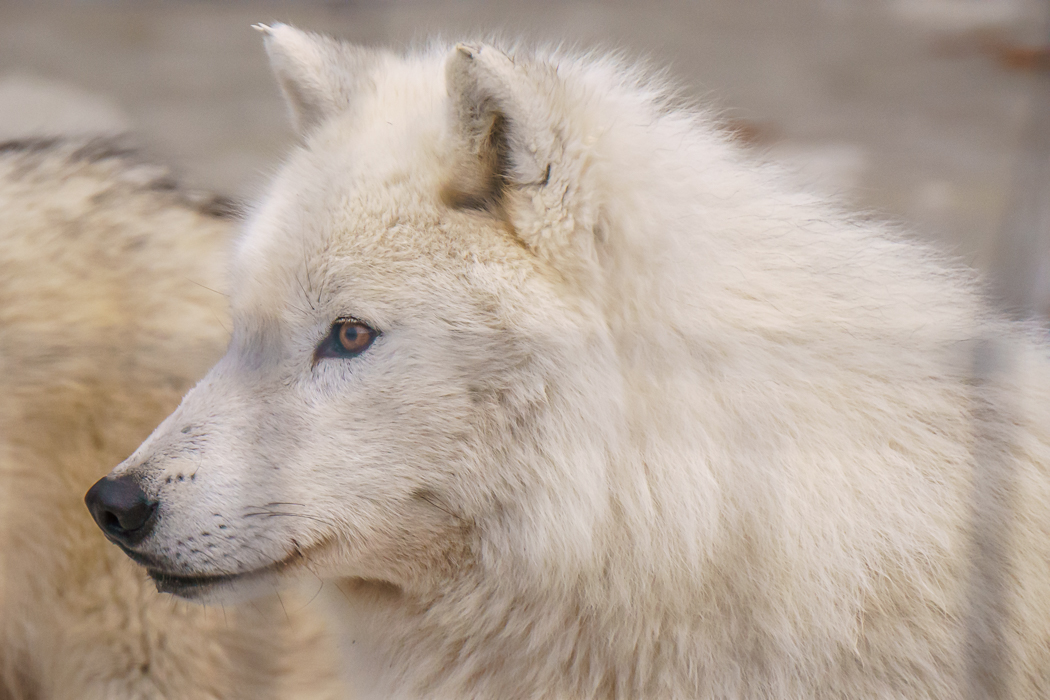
106, 25, 1050, 698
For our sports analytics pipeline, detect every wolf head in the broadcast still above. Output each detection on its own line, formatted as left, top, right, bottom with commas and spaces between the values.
84, 26, 691, 603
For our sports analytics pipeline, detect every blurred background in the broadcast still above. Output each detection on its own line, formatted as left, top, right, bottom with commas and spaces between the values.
1, 0, 1048, 317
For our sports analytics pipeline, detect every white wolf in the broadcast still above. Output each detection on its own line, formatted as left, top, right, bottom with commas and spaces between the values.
87, 24, 1050, 699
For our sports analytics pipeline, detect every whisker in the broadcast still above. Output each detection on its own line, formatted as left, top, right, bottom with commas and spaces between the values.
276, 590, 289, 622
242, 511, 334, 527
300, 577, 325, 611
334, 579, 353, 605
185, 277, 229, 298
211, 309, 230, 335
295, 272, 316, 312
301, 239, 318, 311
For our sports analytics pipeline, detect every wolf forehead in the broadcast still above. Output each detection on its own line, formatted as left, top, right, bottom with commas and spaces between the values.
232, 170, 543, 332
231, 31, 616, 324
246, 27, 650, 242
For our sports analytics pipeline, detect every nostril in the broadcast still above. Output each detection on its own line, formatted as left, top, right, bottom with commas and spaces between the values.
85, 475, 158, 546
101, 510, 120, 531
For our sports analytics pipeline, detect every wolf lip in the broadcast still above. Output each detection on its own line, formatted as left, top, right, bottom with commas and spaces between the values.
112, 541, 165, 569
145, 546, 310, 598
147, 568, 246, 595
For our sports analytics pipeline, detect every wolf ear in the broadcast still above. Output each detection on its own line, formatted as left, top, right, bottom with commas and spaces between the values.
444, 44, 596, 261
443, 44, 554, 211
256, 23, 374, 134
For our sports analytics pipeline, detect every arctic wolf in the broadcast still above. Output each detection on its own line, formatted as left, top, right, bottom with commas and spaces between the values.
0, 138, 340, 698
87, 24, 1050, 699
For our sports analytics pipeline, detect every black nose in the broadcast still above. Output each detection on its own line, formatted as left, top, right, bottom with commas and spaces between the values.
85, 475, 158, 546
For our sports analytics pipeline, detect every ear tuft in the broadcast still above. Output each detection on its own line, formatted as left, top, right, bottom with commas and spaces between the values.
442, 43, 518, 212
260, 23, 375, 135
455, 43, 478, 60
443, 43, 601, 266
443, 43, 552, 214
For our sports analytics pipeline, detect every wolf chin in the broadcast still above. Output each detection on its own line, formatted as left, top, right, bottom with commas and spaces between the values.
87, 24, 1050, 699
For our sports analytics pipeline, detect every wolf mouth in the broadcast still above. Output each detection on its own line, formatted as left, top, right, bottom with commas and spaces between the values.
147, 567, 251, 595
143, 545, 310, 598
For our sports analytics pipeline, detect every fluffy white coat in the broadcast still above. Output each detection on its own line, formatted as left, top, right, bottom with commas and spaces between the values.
102, 25, 1050, 699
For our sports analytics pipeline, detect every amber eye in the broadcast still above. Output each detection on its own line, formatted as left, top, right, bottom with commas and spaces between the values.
338, 321, 374, 353
314, 319, 379, 362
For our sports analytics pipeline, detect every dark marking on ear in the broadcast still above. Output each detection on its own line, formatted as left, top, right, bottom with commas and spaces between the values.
441, 110, 512, 213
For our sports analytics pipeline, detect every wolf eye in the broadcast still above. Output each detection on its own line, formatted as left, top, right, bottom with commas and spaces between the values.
315, 319, 379, 361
